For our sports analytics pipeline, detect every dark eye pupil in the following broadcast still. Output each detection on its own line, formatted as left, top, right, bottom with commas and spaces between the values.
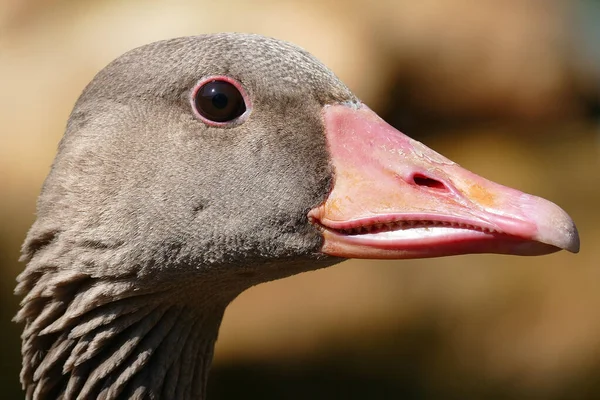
194, 80, 246, 123
212, 93, 228, 109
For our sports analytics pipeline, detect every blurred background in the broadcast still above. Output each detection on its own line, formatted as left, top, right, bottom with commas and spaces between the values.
1, 0, 599, 398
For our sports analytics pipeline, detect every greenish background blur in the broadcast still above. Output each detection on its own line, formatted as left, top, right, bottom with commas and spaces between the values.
1, 0, 599, 398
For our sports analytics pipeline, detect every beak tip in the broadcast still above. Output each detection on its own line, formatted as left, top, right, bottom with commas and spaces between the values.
565, 225, 581, 254
530, 198, 580, 254
553, 214, 581, 254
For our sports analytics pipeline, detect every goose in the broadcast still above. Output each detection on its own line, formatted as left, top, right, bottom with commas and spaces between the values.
15, 33, 580, 400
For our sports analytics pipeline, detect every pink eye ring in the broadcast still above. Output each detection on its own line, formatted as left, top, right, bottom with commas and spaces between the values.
191, 76, 251, 126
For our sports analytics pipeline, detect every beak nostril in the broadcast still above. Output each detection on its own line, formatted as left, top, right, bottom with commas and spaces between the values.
412, 174, 447, 190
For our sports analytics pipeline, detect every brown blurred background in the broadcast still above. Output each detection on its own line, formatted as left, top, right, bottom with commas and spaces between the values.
1, 0, 599, 399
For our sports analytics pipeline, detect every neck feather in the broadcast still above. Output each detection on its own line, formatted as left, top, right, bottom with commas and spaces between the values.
15, 267, 227, 400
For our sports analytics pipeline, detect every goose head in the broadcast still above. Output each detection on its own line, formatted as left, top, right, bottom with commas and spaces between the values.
15, 33, 579, 400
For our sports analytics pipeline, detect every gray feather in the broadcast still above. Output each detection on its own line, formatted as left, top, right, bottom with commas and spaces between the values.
16, 33, 350, 399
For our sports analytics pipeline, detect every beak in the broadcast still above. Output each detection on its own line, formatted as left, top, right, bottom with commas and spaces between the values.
309, 104, 580, 259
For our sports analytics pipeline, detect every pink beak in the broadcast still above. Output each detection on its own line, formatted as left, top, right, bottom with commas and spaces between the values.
309, 104, 580, 259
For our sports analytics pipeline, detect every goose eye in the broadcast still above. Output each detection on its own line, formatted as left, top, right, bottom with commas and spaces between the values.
193, 79, 247, 123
